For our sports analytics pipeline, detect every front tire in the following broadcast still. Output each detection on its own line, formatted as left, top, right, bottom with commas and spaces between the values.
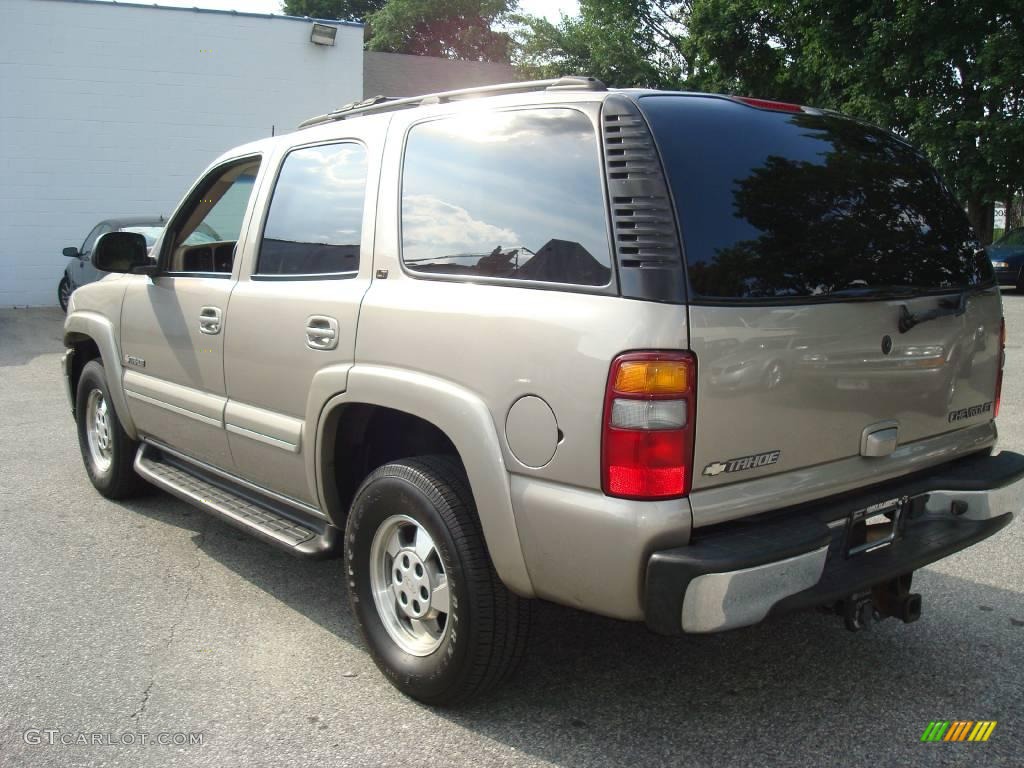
76, 360, 146, 499
345, 456, 529, 705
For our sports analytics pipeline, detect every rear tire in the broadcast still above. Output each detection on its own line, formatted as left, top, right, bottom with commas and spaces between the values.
76, 360, 147, 499
345, 456, 529, 705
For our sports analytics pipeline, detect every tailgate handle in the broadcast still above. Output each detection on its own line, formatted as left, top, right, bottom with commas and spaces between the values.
861, 422, 899, 458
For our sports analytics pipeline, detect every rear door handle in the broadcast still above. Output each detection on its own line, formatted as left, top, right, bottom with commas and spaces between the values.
199, 306, 222, 335
306, 315, 339, 350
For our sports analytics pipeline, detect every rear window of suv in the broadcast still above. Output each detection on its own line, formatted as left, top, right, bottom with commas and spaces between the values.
640, 95, 990, 301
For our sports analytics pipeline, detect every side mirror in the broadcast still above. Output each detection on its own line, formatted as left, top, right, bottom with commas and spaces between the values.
92, 231, 153, 274
63, 247, 80, 258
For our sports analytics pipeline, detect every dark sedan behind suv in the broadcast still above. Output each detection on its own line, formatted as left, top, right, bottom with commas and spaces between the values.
989, 227, 1024, 291
58, 216, 165, 311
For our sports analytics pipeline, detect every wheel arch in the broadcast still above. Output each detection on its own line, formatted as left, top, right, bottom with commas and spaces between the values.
63, 311, 137, 439
313, 365, 535, 598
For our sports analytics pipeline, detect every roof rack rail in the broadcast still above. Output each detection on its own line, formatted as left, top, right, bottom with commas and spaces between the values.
297, 76, 606, 129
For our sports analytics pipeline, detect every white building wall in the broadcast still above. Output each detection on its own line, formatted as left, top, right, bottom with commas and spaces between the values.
0, 0, 363, 306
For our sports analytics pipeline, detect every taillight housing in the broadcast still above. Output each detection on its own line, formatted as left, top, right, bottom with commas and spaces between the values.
602, 351, 697, 500
995, 318, 1006, 418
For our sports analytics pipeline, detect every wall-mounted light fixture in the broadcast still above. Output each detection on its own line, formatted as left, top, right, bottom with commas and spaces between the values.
310, 23, 337, 46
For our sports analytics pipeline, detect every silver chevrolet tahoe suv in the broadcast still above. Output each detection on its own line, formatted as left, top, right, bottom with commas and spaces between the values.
62, 77, 1023, 705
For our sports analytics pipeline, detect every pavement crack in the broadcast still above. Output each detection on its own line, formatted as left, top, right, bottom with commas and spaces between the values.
164, 516, 210, 649
129, 520, 210, 723
131, 679, 154, 722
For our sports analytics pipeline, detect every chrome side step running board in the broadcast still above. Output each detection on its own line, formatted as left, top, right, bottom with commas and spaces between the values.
134, 441, 340, 558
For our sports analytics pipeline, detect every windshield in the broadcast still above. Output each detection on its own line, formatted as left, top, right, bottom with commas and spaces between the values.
640, 95, 990, 300
995, 229, 1024, 247
121, 226, 164, 246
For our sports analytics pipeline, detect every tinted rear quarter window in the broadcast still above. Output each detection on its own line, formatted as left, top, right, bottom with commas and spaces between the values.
640, 96, 988, 300
401, 107, 612, 287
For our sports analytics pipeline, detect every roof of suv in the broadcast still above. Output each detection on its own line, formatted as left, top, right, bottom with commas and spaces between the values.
297, 76, 612, 130
212, 77, 624, 167
210, 78, 828, 178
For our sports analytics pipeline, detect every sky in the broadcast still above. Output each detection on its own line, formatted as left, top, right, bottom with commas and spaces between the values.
96, 0, 580, 22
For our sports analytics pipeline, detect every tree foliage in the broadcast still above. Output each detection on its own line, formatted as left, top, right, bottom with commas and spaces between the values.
511, 0, 687, 88
282, 0, 384, 22
366, 0, 515, 62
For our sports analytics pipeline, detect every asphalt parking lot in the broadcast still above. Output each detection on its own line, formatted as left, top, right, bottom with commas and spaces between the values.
1, 300, 1022, 768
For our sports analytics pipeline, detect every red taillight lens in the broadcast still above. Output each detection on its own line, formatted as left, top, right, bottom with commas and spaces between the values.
602, 351, 696, 500
995, 318, 1006, 418
734, 96, 804, 113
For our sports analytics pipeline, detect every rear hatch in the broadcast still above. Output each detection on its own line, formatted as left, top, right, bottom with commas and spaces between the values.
638, 95, 1002, 494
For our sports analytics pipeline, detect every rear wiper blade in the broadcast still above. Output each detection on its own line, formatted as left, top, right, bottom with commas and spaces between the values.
898, 288, 977, 333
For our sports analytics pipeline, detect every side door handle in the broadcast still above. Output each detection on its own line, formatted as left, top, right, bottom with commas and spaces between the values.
306, 315, 339, 350
199, 306, 222, 335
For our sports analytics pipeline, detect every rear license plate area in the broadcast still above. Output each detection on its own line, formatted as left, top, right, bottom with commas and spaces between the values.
846, 497, 907, 556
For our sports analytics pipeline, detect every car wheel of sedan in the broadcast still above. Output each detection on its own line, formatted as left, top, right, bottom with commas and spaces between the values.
58, 276, 71, 312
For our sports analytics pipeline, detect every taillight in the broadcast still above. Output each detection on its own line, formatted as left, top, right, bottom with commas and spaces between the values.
734, 96, 804, 113
602, 351, 696, 500
995, 318, 1006, 418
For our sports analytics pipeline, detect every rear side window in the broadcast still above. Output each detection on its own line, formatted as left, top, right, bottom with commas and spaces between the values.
258, 142, 367, 276
640, 95, 989, 300
401, 108, 612, 287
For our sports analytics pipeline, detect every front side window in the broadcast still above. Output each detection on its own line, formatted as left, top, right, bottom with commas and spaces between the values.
257, 142, 367, 276
401, 108, 612, 287
165, 157, 261, 274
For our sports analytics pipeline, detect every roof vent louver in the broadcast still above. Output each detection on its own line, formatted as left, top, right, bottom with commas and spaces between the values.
601, 95, 686, 303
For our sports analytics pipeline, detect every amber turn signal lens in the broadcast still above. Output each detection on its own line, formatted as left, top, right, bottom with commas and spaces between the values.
613, 360, 690, 396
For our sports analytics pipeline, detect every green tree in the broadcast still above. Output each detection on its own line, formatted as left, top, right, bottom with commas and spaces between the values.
282, 0, 385, 21
366, 0, 516, 61
511, 0, 687, 88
